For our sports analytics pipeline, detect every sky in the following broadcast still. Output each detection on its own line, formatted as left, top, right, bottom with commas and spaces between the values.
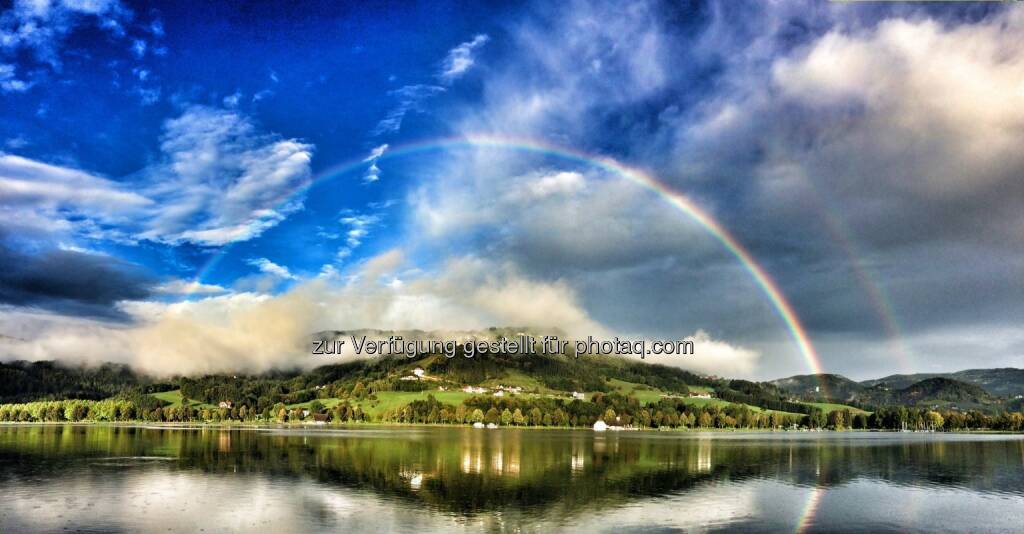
1, 0, 1022, 380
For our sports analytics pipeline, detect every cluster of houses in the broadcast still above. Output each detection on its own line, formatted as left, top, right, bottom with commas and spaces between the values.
491, 385, 523, 397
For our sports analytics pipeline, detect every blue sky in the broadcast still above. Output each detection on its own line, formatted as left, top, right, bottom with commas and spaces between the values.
2, 1, 1023, 379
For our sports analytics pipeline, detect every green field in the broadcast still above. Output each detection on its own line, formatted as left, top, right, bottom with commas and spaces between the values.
355, 390, 473, 417
605, 379, 668, 405
668, 396, 804, 417
150, 390, 217, 410
480, 371, 558, 394
285, 398, 343, 410
603, 379, 800, 417
801, 402, 871, 415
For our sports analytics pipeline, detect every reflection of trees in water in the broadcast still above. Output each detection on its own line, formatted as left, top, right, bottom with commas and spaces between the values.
1, 426, 1023, 517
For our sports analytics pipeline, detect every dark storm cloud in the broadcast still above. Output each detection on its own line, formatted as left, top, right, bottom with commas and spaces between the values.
0, 240, 155, 320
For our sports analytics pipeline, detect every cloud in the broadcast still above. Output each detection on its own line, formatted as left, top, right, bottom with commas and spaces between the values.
640, 330, 760, 377
438, 34, 489, 82
0, 239, 154, 320
0, 63, 30, 92
390, 1, 1024, 379
246, 258, 297, 280
139, 105, 314, 245
525, 170, 585, 198
0, 105, 313, 247
331, 207, 386, 262
0, 0, 130, 69
155, 279, 227, 295
0, 153, 152, 242
362, 143, 387, 183
372, 84, 445, 135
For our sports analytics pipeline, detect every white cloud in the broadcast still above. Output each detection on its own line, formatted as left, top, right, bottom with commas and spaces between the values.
0, 0, 130, 69
0, 106, 314, 247
130, 38, 146, 58
362, 143, 388, 183
139, 105, 314, 245
0, 63, 31, 92
372, 84, 445, 135
438, 34, 489, 82
334, 212, 381, 261
0, 153, 151, 241
155, 279, 227, 295
363, 143, 388, 161
247, 258, 297, 280
638, 330, 760, 377
525, 170, 585, 198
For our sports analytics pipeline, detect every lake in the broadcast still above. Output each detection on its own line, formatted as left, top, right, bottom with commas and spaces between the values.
0, 425, 1022, 532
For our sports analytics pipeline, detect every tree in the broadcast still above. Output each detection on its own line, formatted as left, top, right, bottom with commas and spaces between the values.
828, 410, 846, 430
512, 408, 526, 426
471, 408, 485, 424
309, 400, 325, 414
529, 407, 542, 426
501, 408, 513, 426
603, 408, 616, 423
926, 411, 944, 431
808, 409, 826, 429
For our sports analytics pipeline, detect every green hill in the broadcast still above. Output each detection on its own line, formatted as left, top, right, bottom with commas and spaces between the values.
863, 368, 1024, 397
769, 373, 866, 403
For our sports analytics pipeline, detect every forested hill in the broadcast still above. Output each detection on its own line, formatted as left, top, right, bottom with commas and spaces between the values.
0, 361, 152, 403
1, 349, 1022, 417
862, 368, 1024, 397
772, 370, 1019, 412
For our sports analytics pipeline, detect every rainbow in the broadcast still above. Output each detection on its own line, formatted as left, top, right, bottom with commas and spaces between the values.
191, 134, 826, 377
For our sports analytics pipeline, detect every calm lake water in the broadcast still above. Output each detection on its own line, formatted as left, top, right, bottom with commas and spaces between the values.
0, 425, 1022, 533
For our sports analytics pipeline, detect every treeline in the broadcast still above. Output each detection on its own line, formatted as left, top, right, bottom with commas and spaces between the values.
2, 394, 1024, 431
379, 392, 807, 429
0, 361, 156, 403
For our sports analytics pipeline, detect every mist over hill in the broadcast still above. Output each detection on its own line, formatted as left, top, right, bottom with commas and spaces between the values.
2, 327, 1023, 417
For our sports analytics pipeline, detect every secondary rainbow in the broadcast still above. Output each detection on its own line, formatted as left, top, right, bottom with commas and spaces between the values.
191, 134, 826, 377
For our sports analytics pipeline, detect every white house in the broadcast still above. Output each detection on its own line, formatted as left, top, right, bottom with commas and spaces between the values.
571, 391, 585, 400
595, 416, 628, 431
493, 391, 504, 397
413, 368, 425, 377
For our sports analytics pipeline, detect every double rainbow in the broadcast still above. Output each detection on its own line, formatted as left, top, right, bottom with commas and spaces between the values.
192, 134, 826, 377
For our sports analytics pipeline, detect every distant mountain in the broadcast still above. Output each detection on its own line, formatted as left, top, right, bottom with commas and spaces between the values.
863, 368, 1024, 397
768, 373, 866, 403
771, 370, 1014, 412
893, 377, 995, 406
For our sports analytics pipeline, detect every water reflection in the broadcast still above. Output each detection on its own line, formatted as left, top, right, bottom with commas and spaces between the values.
0, 425, 1022, 532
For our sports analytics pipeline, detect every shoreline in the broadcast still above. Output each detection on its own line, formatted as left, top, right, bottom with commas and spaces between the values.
1, 421, 1020, 434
